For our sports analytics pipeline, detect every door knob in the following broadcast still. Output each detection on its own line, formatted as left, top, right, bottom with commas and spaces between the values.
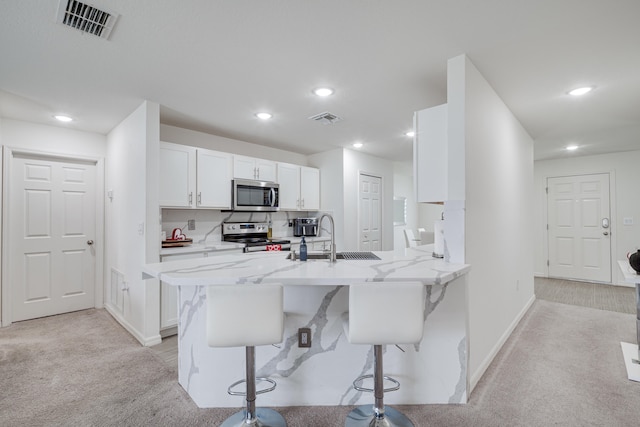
603, 232, 609, 236
87, 240, 94, 245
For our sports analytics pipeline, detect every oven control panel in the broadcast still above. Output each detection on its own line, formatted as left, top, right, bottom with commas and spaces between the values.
222, 222, 268, 235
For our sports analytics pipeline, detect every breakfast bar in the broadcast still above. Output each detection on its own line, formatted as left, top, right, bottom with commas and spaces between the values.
143, 245, 470, 408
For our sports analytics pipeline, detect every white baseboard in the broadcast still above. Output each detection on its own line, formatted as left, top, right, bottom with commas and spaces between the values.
469, 294, 536, 392
104, 303, 162, 347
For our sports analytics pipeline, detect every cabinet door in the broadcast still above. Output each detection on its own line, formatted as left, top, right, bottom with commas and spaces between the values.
414, 104, 448, 203
233, 155, 257, 180
277, 163, 300, 210
160, 252, 204, 329
300, 166, 320, 210
197, 149, 232, 208
159, 142, 196, 207
256, 159, 277, 182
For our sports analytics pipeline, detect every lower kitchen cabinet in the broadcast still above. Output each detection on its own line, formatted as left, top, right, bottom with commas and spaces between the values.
160, 249, 242, 335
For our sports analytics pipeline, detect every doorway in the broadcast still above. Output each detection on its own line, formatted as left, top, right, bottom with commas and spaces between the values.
3, 150, 100, 323
358, 173, 382, 250
547, 173, 611, 283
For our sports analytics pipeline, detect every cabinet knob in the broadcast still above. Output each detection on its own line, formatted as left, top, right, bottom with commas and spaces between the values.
87, 240, 94, 245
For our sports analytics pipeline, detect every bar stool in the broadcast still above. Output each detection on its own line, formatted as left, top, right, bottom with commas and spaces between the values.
342, 282, 426, 427
206, 284, 286, 427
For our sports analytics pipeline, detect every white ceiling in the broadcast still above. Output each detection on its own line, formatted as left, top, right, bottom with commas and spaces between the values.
1, 0, 639, 161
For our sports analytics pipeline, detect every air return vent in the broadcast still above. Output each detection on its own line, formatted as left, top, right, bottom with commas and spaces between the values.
308, 111, 343, 125
56, 0, 119, 39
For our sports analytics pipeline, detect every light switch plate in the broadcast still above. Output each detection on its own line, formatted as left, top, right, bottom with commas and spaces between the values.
624, 217, 634, 226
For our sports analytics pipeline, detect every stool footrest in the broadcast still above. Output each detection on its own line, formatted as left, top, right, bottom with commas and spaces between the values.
227, 377, 277, 396
353, 374, 400, 393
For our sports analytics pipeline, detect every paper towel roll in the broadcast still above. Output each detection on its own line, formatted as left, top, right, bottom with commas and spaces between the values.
433, 220, 444, 258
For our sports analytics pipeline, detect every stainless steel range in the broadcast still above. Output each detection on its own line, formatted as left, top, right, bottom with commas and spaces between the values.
222, 222, 291, 253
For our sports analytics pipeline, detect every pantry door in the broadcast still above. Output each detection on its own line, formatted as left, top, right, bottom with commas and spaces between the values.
8, 152, 97, 322
547, 173, 611, 282
359, 173, 382, 251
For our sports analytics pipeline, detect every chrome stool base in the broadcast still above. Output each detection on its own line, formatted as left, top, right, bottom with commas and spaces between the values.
221, 407, 287, 427
345, 405, 414, 427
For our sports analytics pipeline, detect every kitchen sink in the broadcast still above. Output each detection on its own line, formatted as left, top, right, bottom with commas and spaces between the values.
286, 251, 380, 261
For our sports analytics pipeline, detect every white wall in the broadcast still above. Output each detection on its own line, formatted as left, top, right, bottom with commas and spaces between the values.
308, 148, 394, 251
0, 118, 107, 324
393, 161, 416, 251
447, 55, 535, 391
160, 124, 308, 165
105, 102, 161, 346
343, 148, 394, 251
534, 150, 640, 285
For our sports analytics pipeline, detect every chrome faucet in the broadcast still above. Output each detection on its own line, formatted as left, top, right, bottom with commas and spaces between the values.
319, 213, 336, 262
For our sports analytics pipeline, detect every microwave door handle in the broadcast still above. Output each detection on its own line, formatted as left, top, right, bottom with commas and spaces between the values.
269, 188, 276, 207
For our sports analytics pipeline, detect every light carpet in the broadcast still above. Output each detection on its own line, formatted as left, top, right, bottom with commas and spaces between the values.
2, 300, 640, 426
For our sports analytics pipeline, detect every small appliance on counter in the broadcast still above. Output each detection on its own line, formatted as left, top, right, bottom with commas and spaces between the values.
293, 217, 318, 237
222, 222, 291, 253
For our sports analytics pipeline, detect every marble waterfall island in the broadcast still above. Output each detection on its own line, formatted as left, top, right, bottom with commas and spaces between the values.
143, 246, 470, 408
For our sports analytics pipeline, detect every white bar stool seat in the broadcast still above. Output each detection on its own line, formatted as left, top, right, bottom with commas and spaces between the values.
207, 284, 286, 427
342, 282, 426, 427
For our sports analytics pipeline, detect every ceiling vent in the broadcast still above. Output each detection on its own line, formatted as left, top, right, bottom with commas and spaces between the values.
308, 112, 343, 125
56, 0, 120, 40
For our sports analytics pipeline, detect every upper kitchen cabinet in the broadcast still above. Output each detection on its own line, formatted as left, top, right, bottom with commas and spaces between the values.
414, 103, 448, 203
159, 142, 195, 207
233, 155, 277, 182
159, 142, 232, 209
277, 163, 320, 210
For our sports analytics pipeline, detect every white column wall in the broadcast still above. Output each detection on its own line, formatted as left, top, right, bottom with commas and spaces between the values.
447, 55, 535, 391
534, 150, 640, 285
105, 101, 161, 346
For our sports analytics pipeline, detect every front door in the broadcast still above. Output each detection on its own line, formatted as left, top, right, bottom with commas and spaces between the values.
9, 152, 97, 322
359, 173, 382, 251
547, 173, 611, 282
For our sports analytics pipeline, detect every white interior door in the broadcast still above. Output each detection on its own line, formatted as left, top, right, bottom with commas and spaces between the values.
9, 153, 96, 322
359, 173, 382, 251
547, 173, 611, 282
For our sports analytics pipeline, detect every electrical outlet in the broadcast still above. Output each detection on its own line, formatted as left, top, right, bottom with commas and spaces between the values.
188, 219, 196, 230
298, 328, 311, 348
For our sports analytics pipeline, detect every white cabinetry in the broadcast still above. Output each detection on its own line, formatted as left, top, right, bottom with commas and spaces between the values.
277, 163, 320, 210
159, 142, 195, 207
160, 252, 205, 332
159, 142, 232, 208
413, 104, 448, 203
233, 155, 277, 182
160, 249, 242, 332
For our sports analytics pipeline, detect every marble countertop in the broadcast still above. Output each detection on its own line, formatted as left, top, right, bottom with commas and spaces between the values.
144, 244, 470, 287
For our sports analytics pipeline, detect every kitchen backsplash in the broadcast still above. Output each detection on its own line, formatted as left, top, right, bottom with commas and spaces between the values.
161, 209, 328, 244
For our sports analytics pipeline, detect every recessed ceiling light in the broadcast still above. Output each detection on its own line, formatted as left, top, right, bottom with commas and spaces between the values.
405, 131, 415, 137
313, 88, 334, 97
353, 142, 363, 148
54, 115, 73, 122
566, 145, 579, 151
568, 87, 593, 96
255, 112, 272, 120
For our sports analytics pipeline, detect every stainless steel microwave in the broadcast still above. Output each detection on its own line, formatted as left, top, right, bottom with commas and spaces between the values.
232, 179, 279, 211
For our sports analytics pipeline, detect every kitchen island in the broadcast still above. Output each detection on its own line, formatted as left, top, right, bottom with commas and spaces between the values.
143, 245, 470, 408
